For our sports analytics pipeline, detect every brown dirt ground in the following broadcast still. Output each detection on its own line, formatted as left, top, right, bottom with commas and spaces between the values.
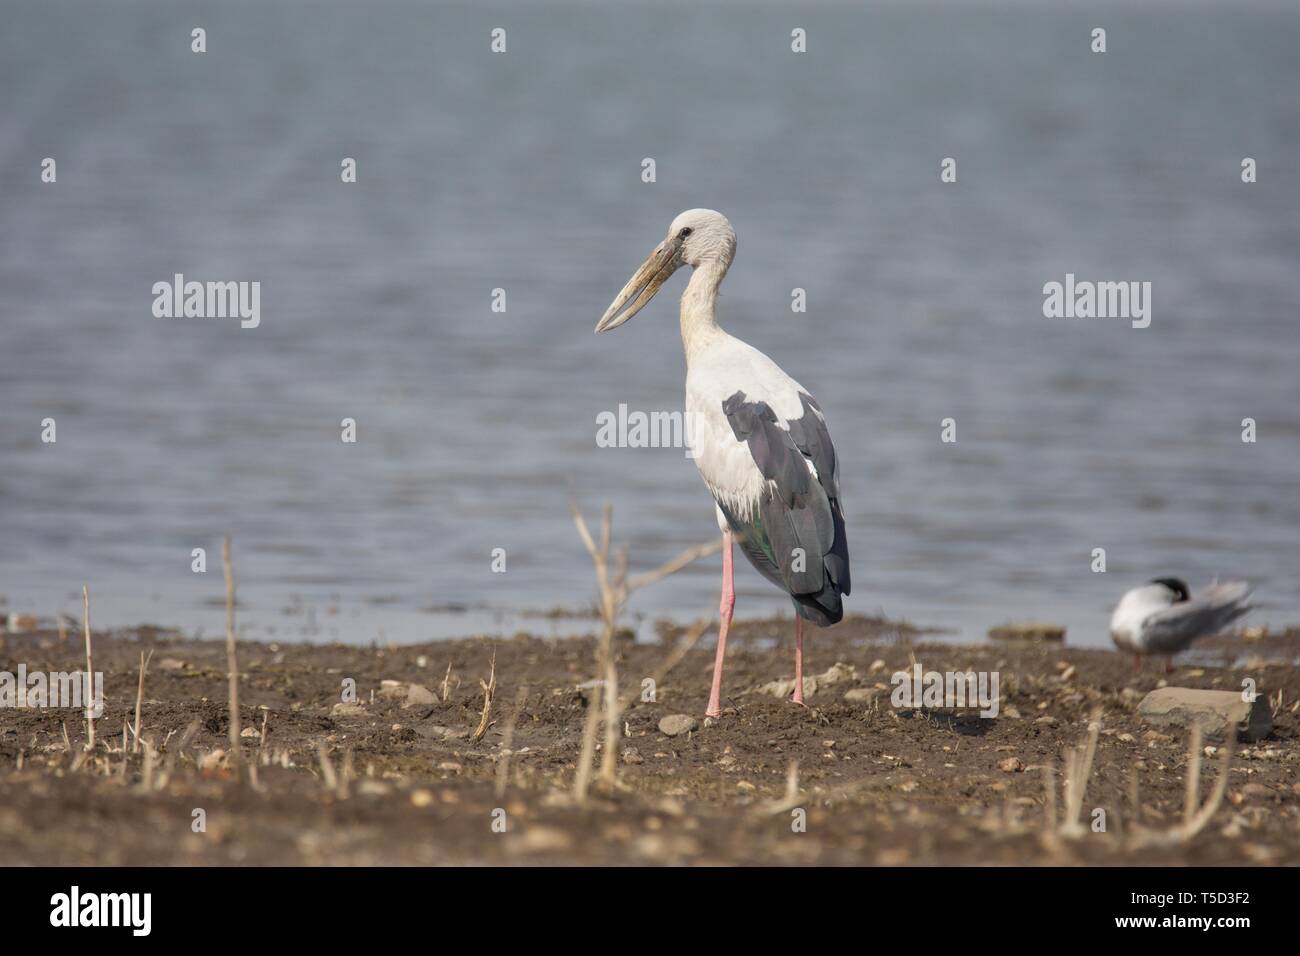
0, 616, 1297, 865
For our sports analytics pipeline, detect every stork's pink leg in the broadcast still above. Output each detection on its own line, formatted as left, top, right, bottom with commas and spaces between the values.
705, 530, 734, 719
792, 616, 806, 706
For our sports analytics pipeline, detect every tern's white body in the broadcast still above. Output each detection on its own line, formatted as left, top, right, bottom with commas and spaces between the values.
1110, 580, 1252, 655
1110, 583, 1180, 652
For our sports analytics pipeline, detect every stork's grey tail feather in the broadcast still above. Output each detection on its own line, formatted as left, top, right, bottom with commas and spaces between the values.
793, 584, 843, 627
721, 495, 849, 628
791, 500, 849, 626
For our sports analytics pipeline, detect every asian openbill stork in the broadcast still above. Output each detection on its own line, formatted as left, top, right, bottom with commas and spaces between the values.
595, 209, 851, 719
1109, 578, 1252, 673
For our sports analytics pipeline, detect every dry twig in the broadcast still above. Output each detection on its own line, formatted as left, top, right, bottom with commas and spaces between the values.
765, 760, 802, 815
82, 586, 95, 752
495, 685, 530, 798
1130, 725, 1235, 848
222, 536, 241, 772
471, 651, 497, 743
317, 742, 338, 792
132, 649, 154, 755
570, 503, 719, 800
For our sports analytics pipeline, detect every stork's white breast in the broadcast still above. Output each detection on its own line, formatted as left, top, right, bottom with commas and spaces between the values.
685, 335, 811, 519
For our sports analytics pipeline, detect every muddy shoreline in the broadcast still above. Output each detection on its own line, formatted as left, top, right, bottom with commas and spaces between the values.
0, 616, 1296, 865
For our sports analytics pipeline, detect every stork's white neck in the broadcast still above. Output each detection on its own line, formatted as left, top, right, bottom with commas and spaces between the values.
680, 258, 729, 362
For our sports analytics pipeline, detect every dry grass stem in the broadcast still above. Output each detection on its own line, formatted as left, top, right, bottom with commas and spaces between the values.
163, 720, 201, 778
598, 650, 620, 785
339, 747, 354, 799
573, 675, 603, 804
132, 649, 154, 755
82, 586, 95, 752
495, 685, 529, 798
1042, 759, 1057, 835
765, 760, 802, 815
139, 738, 157, 793
1130, 724, 1235, 848
222, 536, 241, 772
317, 742, 338, 792
1061, 712, 1102, 835
570, 503, 719, 799
1184, 725, 1202, 826
471, 651, 497, 743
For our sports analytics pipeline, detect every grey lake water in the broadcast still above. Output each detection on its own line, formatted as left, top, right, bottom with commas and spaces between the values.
2, 0, 1298, 647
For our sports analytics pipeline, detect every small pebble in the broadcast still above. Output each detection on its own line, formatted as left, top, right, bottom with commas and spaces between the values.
659, 714, 699, 737
521, 826, 574, 853
404, 683, 437, 706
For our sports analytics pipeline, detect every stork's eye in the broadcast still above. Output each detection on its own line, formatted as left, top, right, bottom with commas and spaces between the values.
678, 227, 693, 239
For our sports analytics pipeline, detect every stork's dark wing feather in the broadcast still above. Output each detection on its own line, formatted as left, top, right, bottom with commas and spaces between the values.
785, 393, 850, 597
720, 391, 851, 626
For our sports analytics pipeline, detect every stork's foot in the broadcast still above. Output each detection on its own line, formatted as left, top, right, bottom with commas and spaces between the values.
790, 681, 809, 709
1163, 657, 1175, 675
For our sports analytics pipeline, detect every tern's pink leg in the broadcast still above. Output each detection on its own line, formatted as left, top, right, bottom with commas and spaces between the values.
792, 616, 805, 706
705, 530, 734, 719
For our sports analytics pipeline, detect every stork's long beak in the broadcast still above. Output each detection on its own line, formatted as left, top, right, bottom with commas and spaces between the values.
594, 238, 681, 333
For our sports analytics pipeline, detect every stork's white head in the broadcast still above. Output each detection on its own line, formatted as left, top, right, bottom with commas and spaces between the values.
669, 208, 737, 269
595, 209, 736, 333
